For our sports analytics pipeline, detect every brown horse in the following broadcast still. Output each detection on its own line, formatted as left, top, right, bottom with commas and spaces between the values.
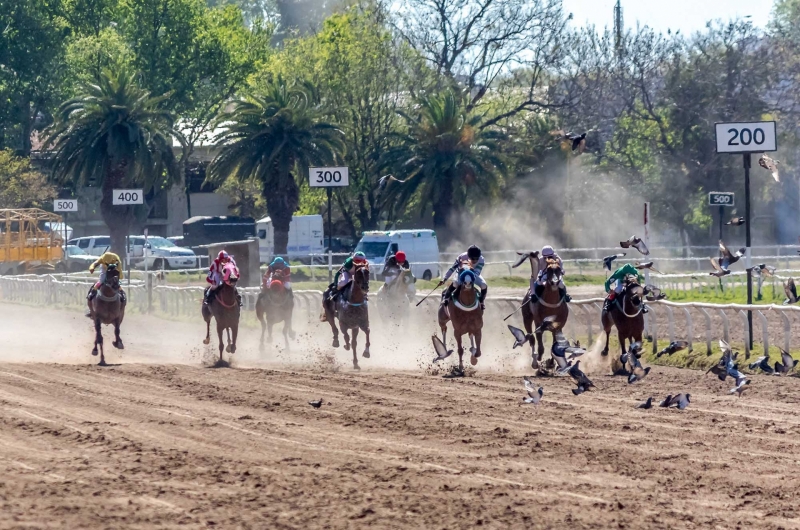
256, 280, 295, 350
89, 264, 126, 366
513, 252, 569, 372
377, 268, 412, 323
601, 274, 645, 358
322, 264, 371, 369
437, 266, 483, 375
202, 262, 241, 363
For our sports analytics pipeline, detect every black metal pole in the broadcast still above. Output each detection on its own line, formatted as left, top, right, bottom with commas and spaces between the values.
744, 153, 753, 348
718, 205, 723, 242
327, 187, 333, 283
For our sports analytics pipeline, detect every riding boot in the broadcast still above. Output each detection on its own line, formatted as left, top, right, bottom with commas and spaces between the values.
86, 287, 96, 318
642, 304, 649, 314
531, 283, 544, 303
479, 287, 488, 311
559, 286, 571, 303
603, 293, 615, 312
120, 288, 127, 304
235, 288, 243, 307
441, 284, 455, 306
203, 287, 213, 305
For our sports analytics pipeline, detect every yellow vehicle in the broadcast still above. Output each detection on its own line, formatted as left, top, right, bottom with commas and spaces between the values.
0, 208, 64, 274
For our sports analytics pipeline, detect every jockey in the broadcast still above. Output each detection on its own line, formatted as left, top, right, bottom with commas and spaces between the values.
204, 250, 241, 306
440, 245, 487, 310
264, 256, 292, 296
328, 251, 368, 301
86, 251, 124, 316
531, 245, 570, 303
603, 263, 647, 313
382, 250, 415, 299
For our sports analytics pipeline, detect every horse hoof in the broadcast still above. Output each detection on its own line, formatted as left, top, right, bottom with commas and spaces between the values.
332, 339, 340, 348
353, 363, 360, 371
601, 350, 609, 357
470, 355, 478, 366
112, 341, 124, 350
225, 344, 232, 353
469, 347, 477, 356
344, 344, 350, 351
98, 360, 108, 367
362, 350, 370, 359
203, 338, 210, 345
91, 348, 98, 357
230, 346, 236, 354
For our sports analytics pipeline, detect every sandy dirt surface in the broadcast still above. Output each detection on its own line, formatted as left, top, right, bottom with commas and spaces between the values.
2, 303, 800, 529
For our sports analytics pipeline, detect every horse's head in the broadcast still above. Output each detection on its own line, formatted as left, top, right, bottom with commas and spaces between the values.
544, 258, 562, 286
624, 275, 644, 307
105, 264, 121, 290
222, 262, 239, 286
268, 279, 286, 300
353, 263, 370, 290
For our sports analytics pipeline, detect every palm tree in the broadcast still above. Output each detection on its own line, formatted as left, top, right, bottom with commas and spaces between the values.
46, 67, 182, 257
381, 89, 507, 233
209, 78, 344, 255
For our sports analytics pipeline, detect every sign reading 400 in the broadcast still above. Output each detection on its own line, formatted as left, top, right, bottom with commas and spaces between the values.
112, 189, 144, 205
309, 167, 349, 188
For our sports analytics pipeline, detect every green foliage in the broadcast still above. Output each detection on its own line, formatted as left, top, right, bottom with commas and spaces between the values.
64, 28, 136, 88
218, 175, 267, 218
0, 150, 58, 208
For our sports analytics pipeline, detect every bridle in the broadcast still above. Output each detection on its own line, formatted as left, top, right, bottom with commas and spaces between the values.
616, 278, 644, 318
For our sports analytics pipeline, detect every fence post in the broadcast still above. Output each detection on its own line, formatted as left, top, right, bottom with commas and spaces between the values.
328, 251, 333, 283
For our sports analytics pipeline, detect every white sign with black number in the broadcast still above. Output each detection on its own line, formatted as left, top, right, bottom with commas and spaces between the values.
53, 199, 78, 212
708, 192, 735, 207
715, 121, 777, 153
112, 189, 144, 205
309, 167, 349, 187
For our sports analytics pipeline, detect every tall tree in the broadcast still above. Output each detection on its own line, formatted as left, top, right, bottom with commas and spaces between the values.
209, 79, 344, 254
46, 68, 183, 256
380, 89, 506, 234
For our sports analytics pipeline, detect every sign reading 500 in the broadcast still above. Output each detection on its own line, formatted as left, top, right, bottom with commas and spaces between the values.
309, 167, 349, 188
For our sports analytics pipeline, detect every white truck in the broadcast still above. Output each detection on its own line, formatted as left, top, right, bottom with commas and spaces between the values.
257, 215, 324, 263
355, 229, 440, 281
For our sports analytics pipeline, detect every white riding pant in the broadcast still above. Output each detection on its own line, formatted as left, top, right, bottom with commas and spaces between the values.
208, 270, 223, 289
452, 274, 487, 290
337, 270, 352, 290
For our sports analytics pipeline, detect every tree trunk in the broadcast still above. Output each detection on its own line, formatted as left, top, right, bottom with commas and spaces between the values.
264, 177, 300, 257
432, 177, 454, 235
100, 162, 134, 259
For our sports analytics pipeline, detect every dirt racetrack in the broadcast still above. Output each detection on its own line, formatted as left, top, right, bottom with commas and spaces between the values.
3, 303, 800, 529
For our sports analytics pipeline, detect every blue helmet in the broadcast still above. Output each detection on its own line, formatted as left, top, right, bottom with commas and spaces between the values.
271, 256, 287, 267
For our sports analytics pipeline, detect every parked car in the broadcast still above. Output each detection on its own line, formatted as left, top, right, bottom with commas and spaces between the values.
66, 236, 112, 257
59, 245, 96, 273
128, 235, 199, 270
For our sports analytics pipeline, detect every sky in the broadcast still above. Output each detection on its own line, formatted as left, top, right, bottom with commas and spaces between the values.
562, 0, 775, 36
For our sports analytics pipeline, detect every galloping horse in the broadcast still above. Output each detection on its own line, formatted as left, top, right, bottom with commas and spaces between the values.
322, 264, 371, 369
202, 262, 240, 363
256, 279, 295, 350
376, 268, 413, 322
513, 252, 569, 371
438, 266, 483, 374
89, 263, 126, 366
601, 274, 645, 358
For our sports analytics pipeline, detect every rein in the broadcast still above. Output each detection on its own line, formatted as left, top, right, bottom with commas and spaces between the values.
615, 292, 644, 318
216, 285, 238, 309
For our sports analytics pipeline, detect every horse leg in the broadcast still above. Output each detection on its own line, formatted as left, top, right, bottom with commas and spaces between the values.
283, 321, 290, 351
524, 319, 537, 370
230, 322, 238, 354
469, 333, 481, 366
203, 317, 211, 345
112, 318, 124, 350
258, 311, 266, 350
362, 324, 371, 358
352, 328, 359, 363
343, 328, 351, 351
618, 330, 627, 357
94, 317, 106, 366
455, 334, 465, 374
225, 328, 232, 353
327, 306, 340, 348
216, 322, 225, 362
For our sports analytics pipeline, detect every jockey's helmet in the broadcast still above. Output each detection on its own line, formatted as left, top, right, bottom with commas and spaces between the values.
217, 250, 230, 262
467, 245, 481, 260
395, 251, 406, 262
542, 245, 555, 257
272, 256, 287, 267
353, 251, 367, 264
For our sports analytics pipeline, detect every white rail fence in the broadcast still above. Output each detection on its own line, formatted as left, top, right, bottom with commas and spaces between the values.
4, 275, 800, 360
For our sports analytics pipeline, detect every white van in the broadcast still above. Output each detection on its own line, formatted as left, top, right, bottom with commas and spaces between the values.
257, 215, 324, 263
355, 230, 440, 281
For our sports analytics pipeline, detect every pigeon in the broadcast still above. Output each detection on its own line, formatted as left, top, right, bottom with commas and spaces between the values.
706, 363, 728, 381
659, 393, 691, 409
644, 285, 667, 301
620, 236, 649, 256
718, 240, 745, 269
432, 335, 454, 363
377, 174, 409, 191
603, 253, 626, 271
635, 261, 661, 274
507, 325, 531, 349
730, 378, 751, 397
656, 340, 690, 358
709, 257, 732, 278
727, 362, 747, 383
774, 348, 798, 375
784, 278, 798, 305
726, 217, 745, 226
552, 332, 586, 361
636, 397, 653, 409
511, 250, 540, 269
568, 361, 595, 392
569, 132, 587, 153
535, 315, 561, 334
758, 154, 780, 182
622, 347, 651, 384
309, 399, 324, 408
750, 264, 776, 277
748, 354, 775, 375
522, 377, 544, 405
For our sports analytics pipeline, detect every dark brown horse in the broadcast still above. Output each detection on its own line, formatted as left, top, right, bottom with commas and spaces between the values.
377, 268, 412, 322
202, 262, 241, 363
322, 264, 371, 369
89, 264, 126, 366
513, 252, 569, 372
256, 280, 295, 350
601, 274, 645, 358
437, 266, 483, 374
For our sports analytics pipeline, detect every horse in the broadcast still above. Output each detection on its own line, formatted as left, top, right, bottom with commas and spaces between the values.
202, 262, 241, 363
437, 266, 483, 375
376, 267, 413, 322
513, 252, 569, 372
89, 263, 126, 366
322, 264, 371, 369
256, 278, 295, 350
601, 274, 645, 359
